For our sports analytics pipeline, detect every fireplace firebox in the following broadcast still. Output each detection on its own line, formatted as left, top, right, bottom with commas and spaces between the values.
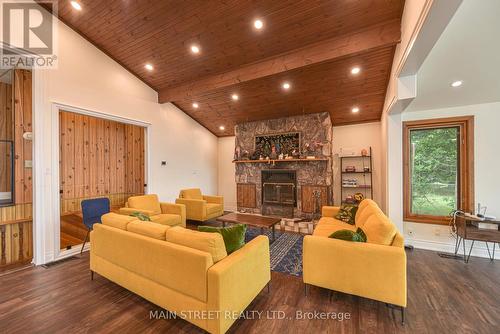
261, 170, 297, 208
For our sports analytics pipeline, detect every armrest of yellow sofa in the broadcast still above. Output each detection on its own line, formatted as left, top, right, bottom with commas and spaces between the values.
118, 207, 155, 217
203, 195, 224, 205
160, 202, 186, 226
207, 235, 271, 334
322, 206, 340, 218
303, 235, 406, 307
175, 198, 207, 221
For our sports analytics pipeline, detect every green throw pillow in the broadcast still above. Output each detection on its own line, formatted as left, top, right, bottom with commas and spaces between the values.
130, 212, 151, 221
198, 224, 247, 254
334, 204, 358, 225
329, 227, 367, 242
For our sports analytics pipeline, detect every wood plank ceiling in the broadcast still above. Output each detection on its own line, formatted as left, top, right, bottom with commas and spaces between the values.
41, 0, 404, 136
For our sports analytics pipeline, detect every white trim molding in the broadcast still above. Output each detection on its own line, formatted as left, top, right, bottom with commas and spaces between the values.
406, 237, 495, 260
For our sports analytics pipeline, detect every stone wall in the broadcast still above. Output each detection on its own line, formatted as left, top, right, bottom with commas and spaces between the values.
234, 112, 333, 218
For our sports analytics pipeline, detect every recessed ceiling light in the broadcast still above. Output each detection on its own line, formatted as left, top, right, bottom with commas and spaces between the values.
219, 125, 225, 131
254, 19, 264, 30
190, 45, 200, 54
144, 64, 153, 71
451, 80, 463, 87
231, 94, 239, 101
282, 82, 291, 90
351, 67, 361, 75
192, 102, 199, 109
352, 107, 360, 113
70, 1, 82, 11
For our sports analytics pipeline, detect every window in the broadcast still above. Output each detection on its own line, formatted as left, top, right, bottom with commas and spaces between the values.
403, 117, 474, 224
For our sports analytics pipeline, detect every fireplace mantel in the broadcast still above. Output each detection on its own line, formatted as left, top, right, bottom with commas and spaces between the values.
233, 158, 328, 164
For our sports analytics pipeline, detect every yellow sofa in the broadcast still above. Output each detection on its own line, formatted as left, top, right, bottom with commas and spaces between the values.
303, 199, 407, 321
175, 188, 224, 222
119, 194, 186, 227
91, 213, 271, 334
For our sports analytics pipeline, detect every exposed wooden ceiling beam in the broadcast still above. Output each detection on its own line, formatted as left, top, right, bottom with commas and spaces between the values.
158, 19, 401, 103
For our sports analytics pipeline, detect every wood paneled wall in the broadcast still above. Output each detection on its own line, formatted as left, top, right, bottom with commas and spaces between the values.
0, 69, 33, 272
59, 111, 145, 214
0, 81, 13, 193
14, 70, 32, 204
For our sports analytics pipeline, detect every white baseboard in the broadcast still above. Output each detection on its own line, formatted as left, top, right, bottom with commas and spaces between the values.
406, 238, 496, 259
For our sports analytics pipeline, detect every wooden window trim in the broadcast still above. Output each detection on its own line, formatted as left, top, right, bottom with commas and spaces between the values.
403, 116, 474, 225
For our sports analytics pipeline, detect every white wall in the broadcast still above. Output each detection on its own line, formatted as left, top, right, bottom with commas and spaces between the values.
218, 137, 237, 211
387, 102, 500, 257
332, 122, 382, 208
31, 16, 217, 264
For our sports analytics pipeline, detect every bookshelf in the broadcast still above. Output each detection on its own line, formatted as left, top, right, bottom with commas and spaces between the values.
340, 147, 373, 204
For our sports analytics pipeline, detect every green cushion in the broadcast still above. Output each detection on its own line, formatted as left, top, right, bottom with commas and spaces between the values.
329, 227, 367, 242
130, 211, 151, 221
334, 204, 358, 225
198, 224, 247, 254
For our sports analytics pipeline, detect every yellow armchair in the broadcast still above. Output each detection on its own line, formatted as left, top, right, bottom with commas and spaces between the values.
120, 194, 186, 227
176, 188, 224, 221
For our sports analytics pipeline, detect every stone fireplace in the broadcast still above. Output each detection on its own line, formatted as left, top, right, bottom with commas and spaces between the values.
235, 112, 333, 218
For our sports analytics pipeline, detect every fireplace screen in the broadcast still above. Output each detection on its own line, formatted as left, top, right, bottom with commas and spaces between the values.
261, 169, 297, 207
263, 183, 295, 205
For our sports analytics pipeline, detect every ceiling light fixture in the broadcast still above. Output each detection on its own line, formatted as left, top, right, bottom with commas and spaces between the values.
70, 1, 82, 11
219, 125, 225, 131
190, 45, 200, 54
451, 80, 463, 87
351, 67, 361, 75
231, 94, 239, 101
254, 19, 264, 30
282, 82, 291, 90
192, 102, 199, 109
144, 64, 153, 71
352, 107, 360, 113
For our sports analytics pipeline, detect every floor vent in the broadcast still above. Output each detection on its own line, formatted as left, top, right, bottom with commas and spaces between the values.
41, 256, 78, 268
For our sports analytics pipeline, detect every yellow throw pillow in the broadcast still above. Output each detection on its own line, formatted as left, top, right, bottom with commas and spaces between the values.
362, 213, 397, 246
166, 226, 227, 262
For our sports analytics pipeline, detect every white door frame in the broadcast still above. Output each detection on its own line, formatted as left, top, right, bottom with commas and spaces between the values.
51, 102, 151, 261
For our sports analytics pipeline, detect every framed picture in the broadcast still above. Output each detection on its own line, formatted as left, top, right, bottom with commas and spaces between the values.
254, 132, 301, 157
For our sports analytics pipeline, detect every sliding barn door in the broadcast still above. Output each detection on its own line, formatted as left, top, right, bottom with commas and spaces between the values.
59, 111, 145, 249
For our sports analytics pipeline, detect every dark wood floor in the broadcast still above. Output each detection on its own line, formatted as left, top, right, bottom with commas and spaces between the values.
60, 213, 88, 250
0, 248, 498, 333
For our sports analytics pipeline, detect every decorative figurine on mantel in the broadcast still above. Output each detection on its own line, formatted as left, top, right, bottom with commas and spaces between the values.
361, 148, 368, 156
270, 145, 278, 159
241, 149, 250, 160
234, 147, 241, 161
278, 153, 284, 160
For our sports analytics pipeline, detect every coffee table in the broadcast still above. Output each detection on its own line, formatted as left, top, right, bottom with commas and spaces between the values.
216, 213, 281, 242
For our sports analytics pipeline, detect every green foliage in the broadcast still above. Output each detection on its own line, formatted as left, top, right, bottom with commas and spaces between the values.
410, 127, 458, 216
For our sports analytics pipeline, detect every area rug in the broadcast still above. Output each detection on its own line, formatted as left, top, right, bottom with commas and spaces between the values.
245, 227, 303, 277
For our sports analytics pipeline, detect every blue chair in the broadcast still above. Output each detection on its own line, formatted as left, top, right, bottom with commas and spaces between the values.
80, 198, 110, 254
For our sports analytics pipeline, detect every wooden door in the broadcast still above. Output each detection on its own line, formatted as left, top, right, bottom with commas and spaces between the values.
301, 185, 328, 213
237, 183, 256, 208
